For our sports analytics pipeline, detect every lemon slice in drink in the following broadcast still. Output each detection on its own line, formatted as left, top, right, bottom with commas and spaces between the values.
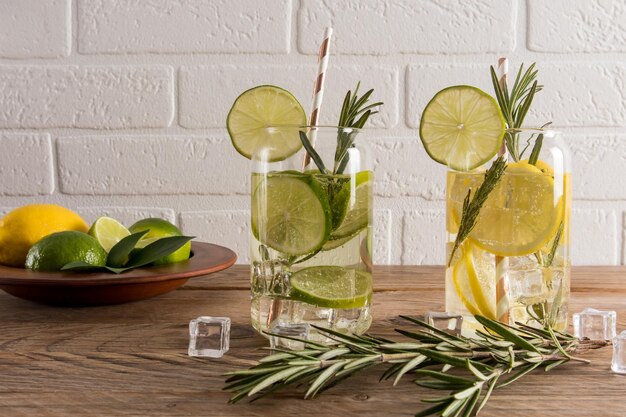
251, 173, 331, 256
290, 266, 372, 309
88, 217, 131, 253
329, 171, 373, 239
227, 85, 307, 161
449, 161, 564, 257
450, 242, 496, 319
420, 86, 505, 171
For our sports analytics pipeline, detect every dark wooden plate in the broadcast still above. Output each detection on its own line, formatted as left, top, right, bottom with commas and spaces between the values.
0, 242, 236, 306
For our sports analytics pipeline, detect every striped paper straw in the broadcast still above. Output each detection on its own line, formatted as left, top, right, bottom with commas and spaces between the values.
302, 27, 333, 169
495, 57, 510, 323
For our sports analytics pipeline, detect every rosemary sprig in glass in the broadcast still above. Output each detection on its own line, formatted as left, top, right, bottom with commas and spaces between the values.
224, 315, 607, 416
447, 156, 507, 266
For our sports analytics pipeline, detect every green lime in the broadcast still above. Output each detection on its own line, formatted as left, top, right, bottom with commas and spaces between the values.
321, 234, 357, 251
25, 231, 107, 271
419, 85, 505, 171
251, 172, 331, 256
329, 171, 373, 239
88, 216, 130, 253
290, 266, 373, 309
128, 218, 191, 265
227, 85, 307, 162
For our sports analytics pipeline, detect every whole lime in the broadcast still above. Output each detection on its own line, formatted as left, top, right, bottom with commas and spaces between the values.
25, 231, 107, 271
128, 218, 191, 265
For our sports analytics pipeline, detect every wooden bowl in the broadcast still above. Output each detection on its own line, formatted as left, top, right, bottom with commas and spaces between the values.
0, 242, 236, 306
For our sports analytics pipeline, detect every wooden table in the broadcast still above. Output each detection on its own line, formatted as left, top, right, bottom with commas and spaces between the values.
1, 266, 625, 417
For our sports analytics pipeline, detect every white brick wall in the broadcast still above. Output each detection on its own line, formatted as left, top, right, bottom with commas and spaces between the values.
0, 0, 625, 266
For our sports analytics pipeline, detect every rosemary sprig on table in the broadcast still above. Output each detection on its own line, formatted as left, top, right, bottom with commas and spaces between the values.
224, 315, 607, 416
447, 157, 507, 266
490, 63, 547, 162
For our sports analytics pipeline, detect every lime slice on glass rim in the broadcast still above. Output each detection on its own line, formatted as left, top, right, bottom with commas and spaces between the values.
419, 86, 505, 171
290, 266, 372, 309
87, 216, 131, 253
227, 85, 307, 162
251, 173, 331, 256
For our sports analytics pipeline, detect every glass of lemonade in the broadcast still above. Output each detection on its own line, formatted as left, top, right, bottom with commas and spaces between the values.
249, 125, 373, 341
445, 129, 571, 333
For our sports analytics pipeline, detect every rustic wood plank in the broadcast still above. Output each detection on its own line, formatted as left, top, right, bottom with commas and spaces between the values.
0, 266, 624, 417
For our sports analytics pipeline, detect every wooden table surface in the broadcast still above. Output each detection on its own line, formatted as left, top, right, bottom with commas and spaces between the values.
1, 265, 625, 417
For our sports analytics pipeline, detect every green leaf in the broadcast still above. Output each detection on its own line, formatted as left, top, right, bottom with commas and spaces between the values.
393, 355, 427, 386
415, 401, 452, 417
474, 315, 540, 353
299, 131, 328, 174
305, 360, 346, 398
106, 230, 148, 267
415, 370, 475, 386
528, 133, 543, 165
248, 366, 308, 396
60, 261, 107, 272
125, 235, 194, 269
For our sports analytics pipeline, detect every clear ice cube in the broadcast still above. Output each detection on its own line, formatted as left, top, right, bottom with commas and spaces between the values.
188, 316, 230, 358
424, 312, 463, 336
572, 308, 616, 340
251, 259, 291, 296
270, 322, 310, 350
612, 330, 626, 374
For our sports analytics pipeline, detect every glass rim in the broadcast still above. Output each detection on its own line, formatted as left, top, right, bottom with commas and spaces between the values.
261, 124, 363, 132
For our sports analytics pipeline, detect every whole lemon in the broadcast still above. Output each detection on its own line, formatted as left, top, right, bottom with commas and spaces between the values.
0, 204, 89, 267
25, 231, 107, 271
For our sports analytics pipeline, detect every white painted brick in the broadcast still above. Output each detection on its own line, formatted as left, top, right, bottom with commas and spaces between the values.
572, 209, 618, 265
371, 138, 446, 200
374, 209, 392, 265
407, 63, 626, 128
0, 133, 53, 196
0, 66, 174, 129
570, 135, 626, 199
57, 136, 249, 195
76, 207, 176, 228
179, 65, 398, 129
180, 211, 248, 264
402, 209, 446, 265
528, 0, 626, 52
0, 0, 70, 58
298, 0, 515, 55
78, 0, 290, 54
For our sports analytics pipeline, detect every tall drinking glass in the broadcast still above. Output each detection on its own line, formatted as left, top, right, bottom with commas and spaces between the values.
250, 126, 373, 341
445, 129, 571, 333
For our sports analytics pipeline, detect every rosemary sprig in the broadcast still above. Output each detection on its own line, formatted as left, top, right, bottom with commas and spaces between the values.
224, 315, 607, 416
448, 157, 507, 266
490, 63, 545, 161
334, 82, 383, 174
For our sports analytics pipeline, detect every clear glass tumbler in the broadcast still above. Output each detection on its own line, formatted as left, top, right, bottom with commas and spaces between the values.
250, 126, 373, 341
445, 129, 571, 333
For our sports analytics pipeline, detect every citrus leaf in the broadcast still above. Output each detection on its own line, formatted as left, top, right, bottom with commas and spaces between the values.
60, 261, 107, 272
106, 230, 148, 268
125, 235, 194, 269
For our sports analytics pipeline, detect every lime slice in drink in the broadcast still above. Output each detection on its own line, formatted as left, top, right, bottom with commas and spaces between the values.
321, 234, 356, 251
419, 86, 505, 171
290, 266, 372, 309
251, 173, 331, 256
330, 171, 372, 239
88, 216, 131, 253
227, 85, 307, 162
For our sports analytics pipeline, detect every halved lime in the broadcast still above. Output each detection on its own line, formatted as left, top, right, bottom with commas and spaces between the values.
88, 217, 131, 253
251, 173, 331, 256
227, 85, 307, 162
290, 266, 372, 309
330, 171, 372, 239
419, 86, 505, 171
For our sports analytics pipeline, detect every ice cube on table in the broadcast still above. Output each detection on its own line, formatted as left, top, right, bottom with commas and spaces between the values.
572, 308, 616, 340
424, 312, 463, 336
188, 316, 230, 358
270, 322, 310, 350
612, 330, 626, 374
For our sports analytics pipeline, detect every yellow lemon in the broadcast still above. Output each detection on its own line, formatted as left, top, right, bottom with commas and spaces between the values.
0, 204, 89, 267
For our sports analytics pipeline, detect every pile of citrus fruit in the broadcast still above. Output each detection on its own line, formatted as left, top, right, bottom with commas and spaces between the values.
0, 204, 191, 272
